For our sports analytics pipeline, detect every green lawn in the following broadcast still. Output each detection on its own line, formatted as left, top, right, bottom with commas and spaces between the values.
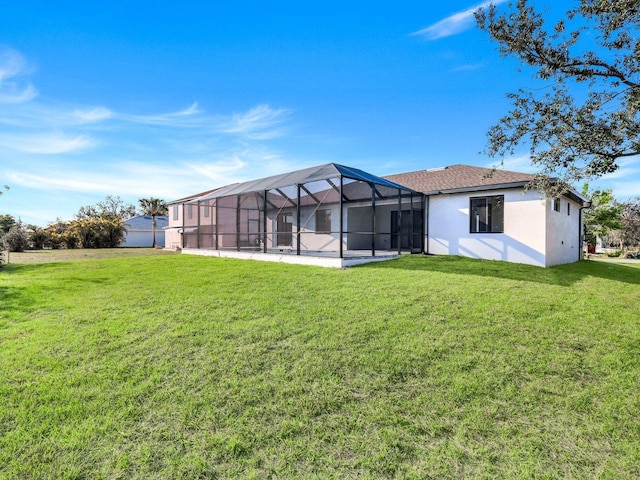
1, 253, 639, 478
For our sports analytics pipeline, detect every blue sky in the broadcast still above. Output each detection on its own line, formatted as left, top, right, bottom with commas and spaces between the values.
1, 0, 638, 226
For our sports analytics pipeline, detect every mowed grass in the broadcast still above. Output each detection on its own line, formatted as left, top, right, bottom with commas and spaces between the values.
1, 253, 639, 479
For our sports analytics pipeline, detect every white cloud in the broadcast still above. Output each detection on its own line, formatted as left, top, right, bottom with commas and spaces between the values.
0, 47, 38, 104
592, 157, 640, 198
412, 0, 508, 40
452, 63, 484, 72
0, 83, 37, 104
5, 160, 210, 201
0, 133, 96, 154
6, 171, 110, 192
119, 102, 204, 127
484, 155, 538, 173
220, 104, 291, 139
186, 157, 247, 182
0, 47, 300, 224
0, 47, 30, 81
599, 156, 640, 181
72, 106, 113, 123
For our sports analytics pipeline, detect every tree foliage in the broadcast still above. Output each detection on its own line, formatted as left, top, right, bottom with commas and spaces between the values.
2, 221, 31, 252
581, 185, 622, 246
0, 214, 16, 234
138, 197, 168, 247
76, 195, 137, 221
70, 195, 135, 248
66, 217, 126, 248
476, 0, 640, 194
620, 197, 640, 247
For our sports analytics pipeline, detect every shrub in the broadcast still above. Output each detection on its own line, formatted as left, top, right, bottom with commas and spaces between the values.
3, 223, 30, 252
30, 227, 48, 250
607, 249, 623, 258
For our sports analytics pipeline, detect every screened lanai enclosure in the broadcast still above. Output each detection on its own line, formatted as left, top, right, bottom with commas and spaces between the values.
181, 164, 424, 259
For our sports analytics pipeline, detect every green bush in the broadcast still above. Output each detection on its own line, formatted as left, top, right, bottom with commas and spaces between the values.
3, 223, 30, 252
607, 249, 623, 258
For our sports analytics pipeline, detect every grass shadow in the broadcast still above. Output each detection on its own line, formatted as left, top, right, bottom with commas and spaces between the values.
362, 254, 640, 286
0, 284, 33, 318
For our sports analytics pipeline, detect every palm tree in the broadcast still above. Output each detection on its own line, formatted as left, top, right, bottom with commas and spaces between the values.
138, 197, 168, 248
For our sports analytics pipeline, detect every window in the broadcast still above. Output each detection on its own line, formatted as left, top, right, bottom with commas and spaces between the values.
315, 209, 331, 233
567, 202, 571, 216
552, 198, 560, 212
187, 204, 193, 219
204, 205, 210, 218
172, 205, 179, 221
470, 195, 504, 233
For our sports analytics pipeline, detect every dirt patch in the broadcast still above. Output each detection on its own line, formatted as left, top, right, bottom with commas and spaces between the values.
5, 248, 178, 264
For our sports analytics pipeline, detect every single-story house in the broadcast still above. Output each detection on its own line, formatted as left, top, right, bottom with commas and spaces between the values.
165, 163, 590, 267
386, 164, 590, 267
122, 215, 169, 248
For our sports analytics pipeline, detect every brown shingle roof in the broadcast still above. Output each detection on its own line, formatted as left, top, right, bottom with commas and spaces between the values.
384, 164, 535, 194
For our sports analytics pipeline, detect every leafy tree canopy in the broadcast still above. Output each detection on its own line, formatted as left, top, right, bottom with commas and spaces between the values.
476, 0, 640, 195
138, 197, 168, 247
581, 184, 622, 245
138, 197, 168, 218
76, 195, 137, 221
620, 197, 640, 247
0, 214, 16, 234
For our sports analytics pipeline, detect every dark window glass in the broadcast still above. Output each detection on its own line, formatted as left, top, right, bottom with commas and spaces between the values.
315, 209, 331, 233
470, 195, 504, 233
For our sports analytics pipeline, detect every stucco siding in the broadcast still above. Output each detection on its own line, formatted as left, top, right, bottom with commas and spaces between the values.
427, 189, 547, 267
165, 228, 182, 250
545, 197, 582, 266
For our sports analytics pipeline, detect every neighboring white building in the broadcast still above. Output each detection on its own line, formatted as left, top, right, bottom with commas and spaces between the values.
165, 164, 590, 267
122, 215, 169, 248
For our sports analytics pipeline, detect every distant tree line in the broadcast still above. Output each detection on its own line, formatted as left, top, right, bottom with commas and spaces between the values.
0, 195, 167, 253
582, 186, 640, 254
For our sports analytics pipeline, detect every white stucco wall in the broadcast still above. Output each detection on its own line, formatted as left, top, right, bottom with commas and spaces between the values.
298, 204, 342, 251
545, 197, 583, 266
165, 228, 182, 250
164, 204, 184, 249
427, 189, 548, 267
